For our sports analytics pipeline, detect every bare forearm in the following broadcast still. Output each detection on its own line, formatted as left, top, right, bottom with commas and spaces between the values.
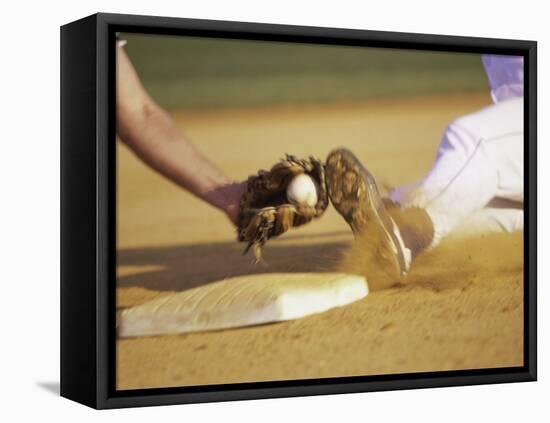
116, 45, 245, 223
117, 102, 234, 208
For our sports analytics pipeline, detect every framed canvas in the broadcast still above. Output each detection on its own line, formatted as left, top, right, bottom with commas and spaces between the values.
60, 13, 537, 409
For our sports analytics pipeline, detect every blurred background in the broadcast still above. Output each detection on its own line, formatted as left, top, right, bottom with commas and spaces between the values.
121, 32, 487, 110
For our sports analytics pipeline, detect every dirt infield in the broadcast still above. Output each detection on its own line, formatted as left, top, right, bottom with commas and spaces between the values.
116, 93, 523, 390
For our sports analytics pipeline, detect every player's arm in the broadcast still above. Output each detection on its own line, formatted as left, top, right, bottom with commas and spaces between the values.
116, 45, 244, 224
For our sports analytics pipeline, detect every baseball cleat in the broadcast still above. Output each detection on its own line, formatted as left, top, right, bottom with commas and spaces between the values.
325, 148, 411, 277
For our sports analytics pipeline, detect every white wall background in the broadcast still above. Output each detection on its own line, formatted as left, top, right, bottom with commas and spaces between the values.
1, 0, 546, 421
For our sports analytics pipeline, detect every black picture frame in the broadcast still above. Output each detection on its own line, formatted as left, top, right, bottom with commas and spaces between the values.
60, 12, 537, 409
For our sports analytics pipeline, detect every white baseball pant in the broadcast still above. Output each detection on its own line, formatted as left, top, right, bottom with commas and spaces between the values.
389, 96, 524, 245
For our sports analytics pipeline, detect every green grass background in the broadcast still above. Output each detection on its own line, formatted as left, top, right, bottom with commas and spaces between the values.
121, 33, 487, 109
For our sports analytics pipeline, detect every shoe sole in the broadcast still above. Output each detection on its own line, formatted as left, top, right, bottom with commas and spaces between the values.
325, 148, 409, 277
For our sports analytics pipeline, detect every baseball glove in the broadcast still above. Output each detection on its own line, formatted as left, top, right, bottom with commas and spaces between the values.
237, 155, 329, 261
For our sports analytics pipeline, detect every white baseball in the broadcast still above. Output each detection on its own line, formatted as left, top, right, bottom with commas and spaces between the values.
286, 174, 319, 207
